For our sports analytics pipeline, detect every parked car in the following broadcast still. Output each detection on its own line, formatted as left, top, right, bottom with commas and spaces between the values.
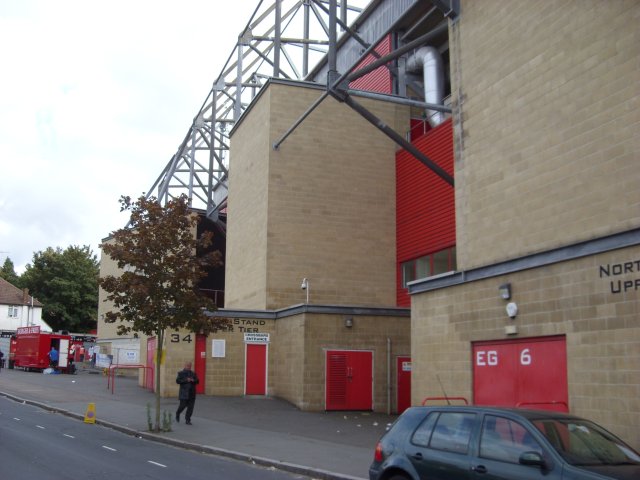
369, 406, 640, 480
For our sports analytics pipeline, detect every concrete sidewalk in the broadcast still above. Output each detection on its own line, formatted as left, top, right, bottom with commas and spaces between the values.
0, 367, 395, 479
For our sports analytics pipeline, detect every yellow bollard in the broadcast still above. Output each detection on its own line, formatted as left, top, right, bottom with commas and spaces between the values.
84, 402, 96, 424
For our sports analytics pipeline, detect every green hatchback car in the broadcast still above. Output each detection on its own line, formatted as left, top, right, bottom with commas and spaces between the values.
369, 406, 640, 480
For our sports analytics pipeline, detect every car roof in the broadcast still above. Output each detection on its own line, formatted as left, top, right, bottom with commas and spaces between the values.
408, 405, 583, 422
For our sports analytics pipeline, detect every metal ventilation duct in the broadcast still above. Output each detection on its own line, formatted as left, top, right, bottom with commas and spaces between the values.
406, 46, 444, 127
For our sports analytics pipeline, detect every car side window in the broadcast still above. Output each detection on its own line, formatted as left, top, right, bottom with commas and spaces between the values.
480, 415, 543, 463
411, 412, 437, 447
429, 412, 476, 454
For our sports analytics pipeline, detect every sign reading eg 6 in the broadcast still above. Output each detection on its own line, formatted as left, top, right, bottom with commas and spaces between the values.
476, 348, 532, 366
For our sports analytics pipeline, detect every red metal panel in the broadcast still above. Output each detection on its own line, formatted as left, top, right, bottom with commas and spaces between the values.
326, 350, 373, 410
349, 35, 392, 94
348, 351, 373, 410
473, 336, 569, 412
245, 343, 267, 395
396, 119, 455, 306
396, 356, 412, 414
194, 334, 206, 394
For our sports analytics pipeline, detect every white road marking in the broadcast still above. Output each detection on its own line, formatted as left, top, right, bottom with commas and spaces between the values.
63, 434, 75, 438
13, 417, 21, 421
36, 425, 45, 429
148, 461, 167, 468
102, 446, 117, 451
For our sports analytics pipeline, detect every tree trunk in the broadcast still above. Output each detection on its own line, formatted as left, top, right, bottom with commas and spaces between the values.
154, 330, 164, 431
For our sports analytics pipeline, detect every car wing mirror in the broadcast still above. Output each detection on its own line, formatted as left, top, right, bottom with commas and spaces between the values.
519, 451, 546, 468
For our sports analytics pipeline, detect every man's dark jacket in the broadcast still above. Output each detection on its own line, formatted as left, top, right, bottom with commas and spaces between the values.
176, 369, 199, 400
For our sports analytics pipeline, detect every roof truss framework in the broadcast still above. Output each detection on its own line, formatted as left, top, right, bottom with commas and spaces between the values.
144, 0, 459, 227
145, 0, 367, 225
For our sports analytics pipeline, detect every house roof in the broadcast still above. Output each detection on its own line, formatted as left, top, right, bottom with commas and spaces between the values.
0, 277, 43, 307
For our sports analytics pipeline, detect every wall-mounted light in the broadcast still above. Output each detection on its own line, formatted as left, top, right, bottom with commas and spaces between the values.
506, 302, 518, 319
344, 317, 353, 328
499, 283, 511, 300
300, 278, 309, 304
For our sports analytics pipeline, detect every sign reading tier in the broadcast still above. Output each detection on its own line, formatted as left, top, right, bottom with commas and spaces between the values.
244, 332, 270, 344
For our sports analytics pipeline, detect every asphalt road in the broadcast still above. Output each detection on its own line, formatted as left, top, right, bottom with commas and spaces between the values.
0, 396, 313, 480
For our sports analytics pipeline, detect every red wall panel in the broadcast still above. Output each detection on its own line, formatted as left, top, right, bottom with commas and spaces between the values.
473, 336, 569, 412
396, 119, 455, 306
349, 35, 392, 94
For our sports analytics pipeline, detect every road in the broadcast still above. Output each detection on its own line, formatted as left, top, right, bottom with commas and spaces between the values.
0, 396, 312, 480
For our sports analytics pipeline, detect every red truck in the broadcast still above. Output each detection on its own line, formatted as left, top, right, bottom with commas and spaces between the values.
12, 326, 73, 373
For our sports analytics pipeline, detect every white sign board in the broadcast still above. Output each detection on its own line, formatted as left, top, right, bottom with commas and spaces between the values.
115, 349, 139, 365
212, 339, 226, 358
244, 332, 269, 343
95, 353, 112, 368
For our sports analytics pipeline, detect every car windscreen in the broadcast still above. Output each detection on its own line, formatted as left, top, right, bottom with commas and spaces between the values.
532, 418, 640, 466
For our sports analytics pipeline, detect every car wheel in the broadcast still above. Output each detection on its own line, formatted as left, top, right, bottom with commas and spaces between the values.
387, 474, 411, 480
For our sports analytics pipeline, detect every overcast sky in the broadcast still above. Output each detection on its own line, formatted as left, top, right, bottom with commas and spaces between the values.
0, 1, 257, 273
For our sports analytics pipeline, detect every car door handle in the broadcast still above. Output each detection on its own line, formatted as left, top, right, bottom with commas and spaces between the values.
411, 452, 423, 461
471, 464, 487, 474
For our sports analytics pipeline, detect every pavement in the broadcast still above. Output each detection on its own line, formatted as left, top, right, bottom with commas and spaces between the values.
0, 365, 397, 479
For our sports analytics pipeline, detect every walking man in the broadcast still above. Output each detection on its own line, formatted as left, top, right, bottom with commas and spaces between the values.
175, 361, 199, 425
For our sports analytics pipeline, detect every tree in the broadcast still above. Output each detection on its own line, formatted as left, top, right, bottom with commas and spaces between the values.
0, 257, 21, 287
99, 195, 224, 432
21, 246, 99, 332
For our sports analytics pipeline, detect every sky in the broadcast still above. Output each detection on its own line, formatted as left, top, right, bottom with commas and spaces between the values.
0, 0, 258, 273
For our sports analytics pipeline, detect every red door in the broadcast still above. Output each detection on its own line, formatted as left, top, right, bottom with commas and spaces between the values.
326, 350, 373, 411
146, 337, 156, 390
473, 336, 568, 412
245, 343, 267, 395
194, 334, 206, 394
396, 356, 412, 414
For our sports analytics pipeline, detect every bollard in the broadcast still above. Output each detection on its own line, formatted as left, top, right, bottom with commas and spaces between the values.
84, 402, 96, 424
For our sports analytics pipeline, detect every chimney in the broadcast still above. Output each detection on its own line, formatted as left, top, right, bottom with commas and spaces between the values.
23, 288, 29, 304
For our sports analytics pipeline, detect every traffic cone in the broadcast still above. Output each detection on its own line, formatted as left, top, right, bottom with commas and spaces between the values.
84, 402, 96, 424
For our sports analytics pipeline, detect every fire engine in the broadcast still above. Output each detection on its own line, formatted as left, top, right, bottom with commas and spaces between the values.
11, 326, 73, 373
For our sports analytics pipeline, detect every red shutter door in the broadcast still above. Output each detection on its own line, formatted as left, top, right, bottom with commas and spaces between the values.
194, 334, 206, 394
396, 356, 412, 414
326, 350, 373, 410
245, 343, 267, 395
473, 336, 568, 412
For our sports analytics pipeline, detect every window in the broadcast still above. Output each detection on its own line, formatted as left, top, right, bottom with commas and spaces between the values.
401, 247, 456, 287
429, 412, 475, 454
533, 418, 640, 466
480, 415, 542, 463
411, 412, 437, 447
8, 306, 19, 318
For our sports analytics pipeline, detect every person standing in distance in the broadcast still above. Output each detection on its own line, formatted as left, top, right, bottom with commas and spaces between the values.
175, 361, 199, 425
48, 346, 59, 369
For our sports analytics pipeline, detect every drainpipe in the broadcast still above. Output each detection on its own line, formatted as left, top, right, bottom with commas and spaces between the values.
387, 338, 392, 415
406, 46, 445, 127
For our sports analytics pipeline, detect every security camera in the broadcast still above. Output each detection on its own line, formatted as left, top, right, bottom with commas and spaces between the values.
300, 278, 307, 290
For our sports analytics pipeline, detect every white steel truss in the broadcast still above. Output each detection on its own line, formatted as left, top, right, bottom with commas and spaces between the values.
144, 0, 368, 226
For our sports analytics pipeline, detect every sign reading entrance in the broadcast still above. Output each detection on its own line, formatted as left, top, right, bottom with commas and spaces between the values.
244, 332, 270, 344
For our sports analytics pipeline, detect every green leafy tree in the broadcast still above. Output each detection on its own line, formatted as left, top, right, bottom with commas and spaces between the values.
0, 257, 21, 287
21, 246, 99, 332
99, 195, 224, 432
